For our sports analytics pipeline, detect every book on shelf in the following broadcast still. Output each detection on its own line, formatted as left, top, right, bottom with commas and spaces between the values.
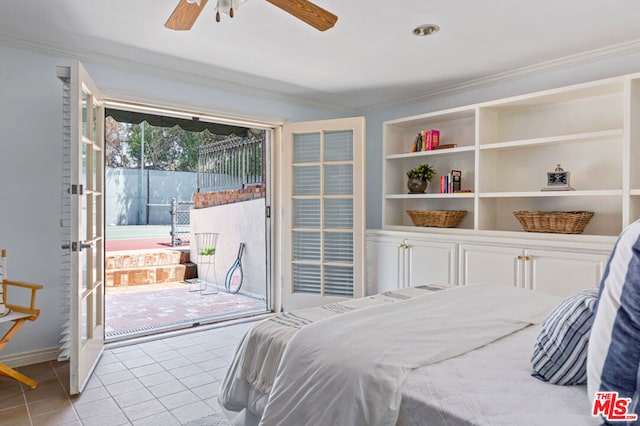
439, 171, 463, 193
451, 170, 461, 192
433, 143, 458, 150
410, 129, 441, 153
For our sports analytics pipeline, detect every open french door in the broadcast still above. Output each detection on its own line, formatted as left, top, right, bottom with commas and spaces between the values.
282, 117, 366, 310
62, 61, 105, 394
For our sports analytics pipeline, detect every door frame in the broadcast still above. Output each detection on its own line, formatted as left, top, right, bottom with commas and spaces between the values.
101, 98, 279, 324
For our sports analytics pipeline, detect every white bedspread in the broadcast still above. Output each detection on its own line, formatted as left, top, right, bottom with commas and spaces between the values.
219, 286, 440, 417
258, 286, 560, 426
399, 325, 598, 425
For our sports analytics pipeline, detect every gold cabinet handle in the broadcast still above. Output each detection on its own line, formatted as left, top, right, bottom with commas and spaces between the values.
517, 255, 523, 260
525, 255, 531, 261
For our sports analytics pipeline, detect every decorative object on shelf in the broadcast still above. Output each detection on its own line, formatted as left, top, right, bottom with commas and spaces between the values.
406, 163, 436, 194
514, 211, 594, 234
406, 210, 467, 228
541, 164, 574, 191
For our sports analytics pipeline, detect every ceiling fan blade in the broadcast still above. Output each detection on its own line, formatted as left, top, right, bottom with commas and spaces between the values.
266, 0, 338, 31
165, 0, 209, 31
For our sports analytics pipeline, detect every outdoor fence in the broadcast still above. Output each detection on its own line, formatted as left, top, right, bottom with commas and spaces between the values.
197, 134, 264, 193
170, 198, 194, 247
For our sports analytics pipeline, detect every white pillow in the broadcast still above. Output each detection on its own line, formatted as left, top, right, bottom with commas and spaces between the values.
587, 220, 640, 417
531, 287, 599, 385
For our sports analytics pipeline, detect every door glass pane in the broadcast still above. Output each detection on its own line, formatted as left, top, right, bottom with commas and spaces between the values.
324, 265, 353, 296
293, 133, 321, 163
81, 91, 88, 138
294, 199, 320, 228
92, 101, 99, 142
324, 164, 353, 195
324, 198, 353, 228
324, 130, 353, 161
324, 232, 353, 263
92, 147, 98, 193
92, 194, 98, 238
293, 264, 321, 294
86, 194, 93, 241
81, 296, 88, 344
91, 248, 98, 290
81, 143, 88, 186
96, 285, 103, 327
94, 288, 101, 329
81, 246, 88, 290
293, 232, 321, 261
293, 166, 320, 195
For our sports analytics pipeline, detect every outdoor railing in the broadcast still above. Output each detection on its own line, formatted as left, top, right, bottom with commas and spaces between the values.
197, 134, 264, 192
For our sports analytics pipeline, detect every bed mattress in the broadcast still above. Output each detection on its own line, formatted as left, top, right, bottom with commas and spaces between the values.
398, 325, 599, 426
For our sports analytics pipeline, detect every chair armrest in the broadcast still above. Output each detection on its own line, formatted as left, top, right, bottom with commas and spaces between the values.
3, 280, 43, 291
3, 279, 43, 318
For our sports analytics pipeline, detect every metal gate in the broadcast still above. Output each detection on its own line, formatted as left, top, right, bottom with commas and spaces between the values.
170, 198, 194, 246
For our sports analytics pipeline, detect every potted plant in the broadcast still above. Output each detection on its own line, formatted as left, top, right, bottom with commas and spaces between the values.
406, 163, 436, 193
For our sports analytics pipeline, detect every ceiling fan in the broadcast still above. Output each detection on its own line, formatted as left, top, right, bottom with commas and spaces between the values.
165, 0, 338, 32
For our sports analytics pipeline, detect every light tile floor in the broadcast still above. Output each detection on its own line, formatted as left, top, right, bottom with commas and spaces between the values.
0, 320, 258, 426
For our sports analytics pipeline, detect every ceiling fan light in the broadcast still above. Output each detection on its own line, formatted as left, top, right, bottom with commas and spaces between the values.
216, 0, 244, 17
413, 24, 440, 36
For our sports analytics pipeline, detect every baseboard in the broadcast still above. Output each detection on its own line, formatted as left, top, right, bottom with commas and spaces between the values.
0, 347, 59, 368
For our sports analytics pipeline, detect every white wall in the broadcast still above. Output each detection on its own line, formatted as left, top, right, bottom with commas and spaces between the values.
190, 199, 266, 299
0, 43, 341, 359
364, 50, 640, 228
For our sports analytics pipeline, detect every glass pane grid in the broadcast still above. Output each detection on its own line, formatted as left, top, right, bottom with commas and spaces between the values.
324, 265, 354, 297
324, 164, 353, 195
324, 130, 353, 161
293, 264, 321, 295
293, 166, 321, 195
293, 133, 321, 163
291, 127, 356, 298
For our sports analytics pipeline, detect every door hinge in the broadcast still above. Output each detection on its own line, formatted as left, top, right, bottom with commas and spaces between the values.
66, 241, 93, 252
69, 184, 83, 195
266, 206, 271, 218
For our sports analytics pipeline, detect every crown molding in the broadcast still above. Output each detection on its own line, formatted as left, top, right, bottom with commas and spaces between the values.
0, 34, 356, 116
3, 32, 640, 114
359, 38, 640, 113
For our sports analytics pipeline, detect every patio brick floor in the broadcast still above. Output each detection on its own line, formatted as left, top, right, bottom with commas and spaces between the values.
105, 282, 267, 340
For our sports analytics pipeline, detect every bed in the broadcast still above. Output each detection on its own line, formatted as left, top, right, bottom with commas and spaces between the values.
218, 285, 599, 425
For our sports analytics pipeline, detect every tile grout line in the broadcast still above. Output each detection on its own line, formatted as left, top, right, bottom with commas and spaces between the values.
19, 379, 33, 426
50, 360, 83, 426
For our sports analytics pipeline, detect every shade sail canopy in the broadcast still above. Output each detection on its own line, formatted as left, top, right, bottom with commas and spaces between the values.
106, 108, 250, 136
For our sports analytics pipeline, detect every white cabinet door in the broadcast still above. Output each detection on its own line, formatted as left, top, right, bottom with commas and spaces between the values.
524, 249, 608, 297
459, 244, 522, 288
406, 239, 457, 287
366, 237, 403, 295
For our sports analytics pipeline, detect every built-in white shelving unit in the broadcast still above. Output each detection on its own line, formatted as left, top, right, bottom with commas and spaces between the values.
382, 73, 640, 238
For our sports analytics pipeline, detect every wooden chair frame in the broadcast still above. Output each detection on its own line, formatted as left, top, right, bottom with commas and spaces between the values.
0, 279, 43, 389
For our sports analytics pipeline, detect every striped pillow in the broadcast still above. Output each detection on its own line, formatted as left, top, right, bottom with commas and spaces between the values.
587, 220, 640, 418
531, 287, 599, 385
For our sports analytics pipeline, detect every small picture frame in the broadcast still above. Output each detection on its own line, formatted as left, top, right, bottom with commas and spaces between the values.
542, 164, 574, 191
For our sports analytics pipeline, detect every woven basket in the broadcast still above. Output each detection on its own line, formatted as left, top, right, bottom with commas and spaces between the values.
513, 211, 594, 234
406, 210, 467, 228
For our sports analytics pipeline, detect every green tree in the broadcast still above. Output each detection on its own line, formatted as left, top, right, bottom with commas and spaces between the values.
105, 117, 133, 168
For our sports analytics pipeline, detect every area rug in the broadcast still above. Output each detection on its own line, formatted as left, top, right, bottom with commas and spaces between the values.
184, 411, 231, 426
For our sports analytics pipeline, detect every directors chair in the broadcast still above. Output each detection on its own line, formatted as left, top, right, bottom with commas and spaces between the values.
0, 249, 43, 389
